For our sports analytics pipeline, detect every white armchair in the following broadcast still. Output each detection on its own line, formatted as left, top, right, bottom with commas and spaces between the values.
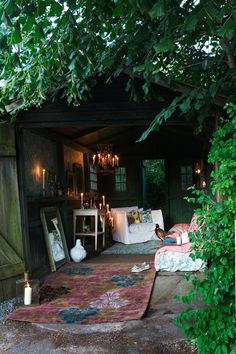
111, 206, 164, 245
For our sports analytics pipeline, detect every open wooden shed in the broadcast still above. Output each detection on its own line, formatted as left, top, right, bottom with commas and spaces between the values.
0, 74, 218, 300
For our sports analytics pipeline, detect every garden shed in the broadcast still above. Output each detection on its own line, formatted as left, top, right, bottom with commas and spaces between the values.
0, 74, 222, 301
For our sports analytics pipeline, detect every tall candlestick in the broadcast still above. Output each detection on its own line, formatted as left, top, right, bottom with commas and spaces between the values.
102, 195, 105, 206
92, 154, 96, 165
80, 193, 84, 209
24, 282, 32, 305
42, 169, 46, 194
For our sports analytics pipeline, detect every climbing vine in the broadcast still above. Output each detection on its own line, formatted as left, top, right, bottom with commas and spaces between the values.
176, 103, 236, 354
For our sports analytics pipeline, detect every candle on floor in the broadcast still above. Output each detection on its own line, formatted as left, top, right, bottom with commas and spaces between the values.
24, 282, 32, 305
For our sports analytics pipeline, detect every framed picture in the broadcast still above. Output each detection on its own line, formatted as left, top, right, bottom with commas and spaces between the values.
40, 206, 70, 272
73, 163, 84, 195
66, 170, 75, 197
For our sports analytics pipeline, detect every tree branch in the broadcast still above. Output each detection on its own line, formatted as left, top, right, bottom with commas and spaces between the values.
222, 40, 236, 69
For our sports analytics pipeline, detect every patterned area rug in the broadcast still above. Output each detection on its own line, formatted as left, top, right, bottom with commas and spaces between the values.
102, 240, 161, 255
7, 262, 156, 324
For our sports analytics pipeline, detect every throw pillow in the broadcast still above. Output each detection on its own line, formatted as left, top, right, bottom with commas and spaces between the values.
168, 224, 190, 233
127, 210, 140, 224
139, 209, 153, 223
189, 213, 200, 233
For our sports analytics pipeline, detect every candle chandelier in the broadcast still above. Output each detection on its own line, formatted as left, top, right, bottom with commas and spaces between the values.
92, 144, 119, 171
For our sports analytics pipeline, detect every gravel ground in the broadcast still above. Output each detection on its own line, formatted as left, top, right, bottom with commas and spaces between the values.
0, 298, 17, 324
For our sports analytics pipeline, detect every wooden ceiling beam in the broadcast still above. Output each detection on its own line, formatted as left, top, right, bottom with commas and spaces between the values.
76, 126, 127, 146
28, 129, 92, 154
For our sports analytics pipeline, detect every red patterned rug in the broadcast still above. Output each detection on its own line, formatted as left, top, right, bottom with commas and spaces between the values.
7, 262, 156, 324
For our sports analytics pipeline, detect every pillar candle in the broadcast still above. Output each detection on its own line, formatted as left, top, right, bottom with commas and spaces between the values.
42, 169, 46, 190
24, 282, 32, 305
80, 193, 84, 208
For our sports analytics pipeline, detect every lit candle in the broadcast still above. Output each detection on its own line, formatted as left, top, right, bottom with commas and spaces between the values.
80, 193, 84, 208
92, 154, 96, 165
99, 203, 102, 210
106, 204, 109, 213
24, 282, 32, 305
102, 195, 105, 206
42, 169, 46, 190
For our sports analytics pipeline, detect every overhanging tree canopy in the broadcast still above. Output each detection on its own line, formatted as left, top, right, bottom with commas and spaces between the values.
0, 0, 235, 131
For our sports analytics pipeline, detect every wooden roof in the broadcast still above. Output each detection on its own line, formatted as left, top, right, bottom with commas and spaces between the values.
17, 74, 213, 159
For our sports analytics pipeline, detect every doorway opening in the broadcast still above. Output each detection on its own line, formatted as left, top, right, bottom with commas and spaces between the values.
142, 159, 166, 213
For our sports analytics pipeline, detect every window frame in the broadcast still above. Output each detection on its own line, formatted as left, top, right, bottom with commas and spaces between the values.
180, 165, 193, 191
89, 164, 98, 191
115, 167, 127, 192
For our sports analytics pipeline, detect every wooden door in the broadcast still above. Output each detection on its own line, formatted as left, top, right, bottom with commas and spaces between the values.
166, 158, 198, 229
0, 124, 24, 301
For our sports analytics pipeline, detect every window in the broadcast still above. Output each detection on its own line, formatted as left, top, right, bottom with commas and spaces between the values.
115, 167, 127, 191
180, 165, 193, 190
89, 164, 97, 191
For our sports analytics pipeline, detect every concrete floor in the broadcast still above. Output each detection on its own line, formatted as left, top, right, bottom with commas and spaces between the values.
0, 254, 199, 354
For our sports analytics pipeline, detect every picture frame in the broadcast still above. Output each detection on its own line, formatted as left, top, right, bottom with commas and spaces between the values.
40, 206, 70, 272
72, 163, 84, 195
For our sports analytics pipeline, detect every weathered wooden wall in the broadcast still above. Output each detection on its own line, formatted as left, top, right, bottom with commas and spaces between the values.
0, 124, 24, 301
18, 129, 81, 280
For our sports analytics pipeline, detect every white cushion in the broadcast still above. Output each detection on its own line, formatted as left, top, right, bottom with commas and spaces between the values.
111, 206, 138, 214
129, 222, 155, 234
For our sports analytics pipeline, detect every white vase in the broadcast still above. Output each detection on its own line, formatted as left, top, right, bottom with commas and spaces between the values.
70, 239, 87, 262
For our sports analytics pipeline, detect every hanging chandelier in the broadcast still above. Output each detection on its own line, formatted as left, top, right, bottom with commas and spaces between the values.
92, 144, 119, 170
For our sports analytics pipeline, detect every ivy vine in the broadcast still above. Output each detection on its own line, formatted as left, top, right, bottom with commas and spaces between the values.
176, 103, 236, 354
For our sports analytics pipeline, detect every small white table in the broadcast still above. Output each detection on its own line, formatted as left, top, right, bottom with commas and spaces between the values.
73, 208, 106, 251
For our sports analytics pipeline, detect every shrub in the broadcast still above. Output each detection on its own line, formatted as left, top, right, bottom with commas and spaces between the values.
176, 103, 236, 354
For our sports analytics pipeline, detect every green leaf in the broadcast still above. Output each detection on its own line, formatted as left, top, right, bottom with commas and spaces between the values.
183, 14, 199, 32
11, 22, 22, 44
23, 17, 34, 31
34, 24, 44, 42
153, 38, 175, 53
219, 18, 235, 40
102, 57, 114, 68
149, 1, 166, 19
37, 0, 47, 16
113, 3, 123, 17
1, 10, 12, 27
49, 1, 62, 16
179, 97, 191, 113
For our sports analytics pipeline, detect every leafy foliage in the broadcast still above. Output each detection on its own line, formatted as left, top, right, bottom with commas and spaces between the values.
0, 0, 235, 125
145, 159, 165, 209
176, 103, 236, 353
0, 3, 235, 352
